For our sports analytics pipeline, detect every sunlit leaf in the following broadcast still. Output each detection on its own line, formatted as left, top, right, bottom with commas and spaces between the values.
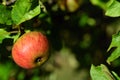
112, 71, 120, 80
107, 31, 120, 64
90, 0, 113, 10
0, 29, 20, 43
90, 0, 106, 10
105, 1, 120, 17
0, 29, 11, 43
12, 0, 41, 25
90, 64, 115, 80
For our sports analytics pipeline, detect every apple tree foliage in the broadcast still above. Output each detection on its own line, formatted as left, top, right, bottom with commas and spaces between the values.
0, 0, 41, 43
0, 0, 120, 80
90, 0, 120, 80
0, 0, 44, 79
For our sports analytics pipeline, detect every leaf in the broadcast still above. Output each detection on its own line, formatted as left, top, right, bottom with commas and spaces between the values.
0, 29, 20, 43
90, 64, 115, 80
90, 0, 113, 10
112, 71, 120, 80
107, 31, 120, 64
105, 1, 120, 17
90, 0, 107, 10
0, 4, 12, 25
12, 0, 41, 25
0, 29, 11, 43
0, 62, 13, 80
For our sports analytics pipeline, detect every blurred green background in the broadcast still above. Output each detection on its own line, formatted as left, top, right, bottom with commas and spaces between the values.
0, 0, 120, 80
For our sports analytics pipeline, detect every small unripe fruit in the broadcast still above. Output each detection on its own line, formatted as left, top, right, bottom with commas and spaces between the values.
58, 0, 82, 12
12, 31, 49, 69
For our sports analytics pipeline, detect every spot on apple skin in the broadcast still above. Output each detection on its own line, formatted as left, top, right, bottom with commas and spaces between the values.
34, 56, 44, 64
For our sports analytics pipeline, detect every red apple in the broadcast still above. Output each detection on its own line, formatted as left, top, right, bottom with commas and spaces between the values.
12, 31, 49, 69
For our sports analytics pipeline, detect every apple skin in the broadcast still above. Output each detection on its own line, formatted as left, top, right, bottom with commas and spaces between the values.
12, 31, 49, 69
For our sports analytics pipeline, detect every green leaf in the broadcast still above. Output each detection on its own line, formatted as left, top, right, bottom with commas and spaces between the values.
0, 62, 13, 80
0, 29, 20, 43
107, 31, 120, 64
90, 0, 113, 10
0, 4, 12, 25
90, 64, 115, 80
90, 0, 106, 10
105, 1, 120, 17
112, 71, 120, 80
18, 71, 25, 80
12, 0, 41, 25
0, 29, 11, 43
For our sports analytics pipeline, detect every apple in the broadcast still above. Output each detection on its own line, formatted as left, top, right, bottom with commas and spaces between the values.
12, 31, 49, 69
58, 0, 83, 12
